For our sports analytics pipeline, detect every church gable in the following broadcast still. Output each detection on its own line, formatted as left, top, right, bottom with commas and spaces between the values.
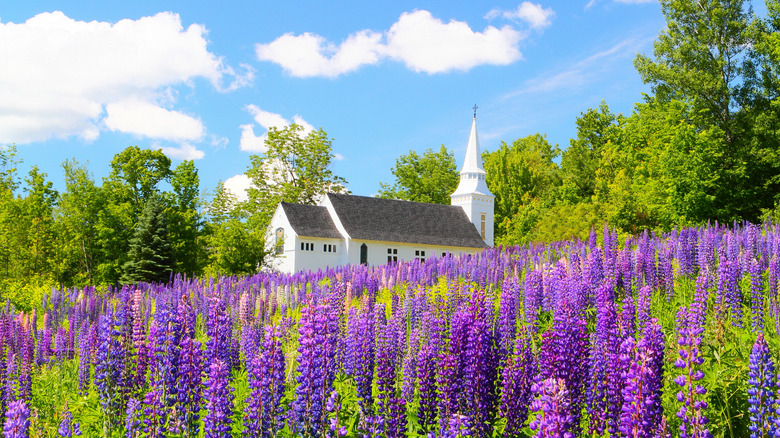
326, 193, 487, 249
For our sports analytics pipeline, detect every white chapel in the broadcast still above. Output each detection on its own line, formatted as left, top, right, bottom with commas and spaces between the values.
267, 112, 495, 274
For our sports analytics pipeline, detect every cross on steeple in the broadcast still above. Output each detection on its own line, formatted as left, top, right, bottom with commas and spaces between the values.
473, 104, 478, 118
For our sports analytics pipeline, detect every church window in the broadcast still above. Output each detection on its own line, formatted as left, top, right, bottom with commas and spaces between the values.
480, 213, 486, 240
300, 242, 314, 252
415, 250, 426, 263
360, 243, 368, 265
323, 244, 336, 253
275, 228, 284, 255
387, 248, 398, 263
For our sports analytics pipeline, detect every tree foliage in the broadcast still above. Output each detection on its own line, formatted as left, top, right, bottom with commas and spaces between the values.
378, 145, 458, 204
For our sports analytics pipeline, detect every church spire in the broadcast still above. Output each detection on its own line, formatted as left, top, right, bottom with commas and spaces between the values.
450, 107, 495, 247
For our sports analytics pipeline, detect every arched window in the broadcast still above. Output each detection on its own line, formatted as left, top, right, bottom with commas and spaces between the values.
275, 228, 284, 255
360, 243, 368, 265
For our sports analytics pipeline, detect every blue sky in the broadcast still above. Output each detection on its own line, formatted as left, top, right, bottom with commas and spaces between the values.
1, 0, 666, 200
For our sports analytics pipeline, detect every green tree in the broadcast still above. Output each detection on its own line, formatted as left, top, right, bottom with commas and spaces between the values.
121, 195, 173, 284
631, 0, 779, 223
243, 124, 348, 232
377, 145, 458, 204
167, 160, 206, 277
483, 134, 561, 244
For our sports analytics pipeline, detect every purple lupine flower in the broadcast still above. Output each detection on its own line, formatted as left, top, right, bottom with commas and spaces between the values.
749, 258, 765, 332
57, 403, 81, 437
498, 275, 521, 353
528, 378, 575, 438
4, 399, 30, 438
176, 336, 203, 436
538, 304, 588, 432
290, 303, 330, 435
375, 323, 397, 427
619, 323, 665, 438
94, 309, 127, 424
205, 291, 233, 370
416, 342, 438, 432
442, 414, 472, 438
636, 285, 652, 332
124, 398, 142, 438
350, 309, 375, 413
143, 387, 166, 438
386, 397, 407, 438
244, 324, 286, 437
747, 333, 777, 438
724, 258, 743, 327
500, 327, 535, 437
620, 292, 636, 340
130, 289, 148, 392
587, 284, 623, 436
674, 306, 712, 438
462, 293, 499, 437
203, 359, 233, 438
401, 328, 420, 405
77, 323, 93, 395
436, 352, 459, 432
524, 270, 543, 331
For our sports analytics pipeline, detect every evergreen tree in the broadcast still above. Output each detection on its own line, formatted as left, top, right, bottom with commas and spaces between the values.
121, 195, 173, 284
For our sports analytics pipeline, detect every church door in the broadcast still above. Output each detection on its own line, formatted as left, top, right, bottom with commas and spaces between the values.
360, 243, 368, 265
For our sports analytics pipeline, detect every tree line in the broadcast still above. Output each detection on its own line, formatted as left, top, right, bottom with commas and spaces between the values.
3, 0, 779, 293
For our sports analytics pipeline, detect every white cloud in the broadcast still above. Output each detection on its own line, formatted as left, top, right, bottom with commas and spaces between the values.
105, 99, 204, 141
224, 174, 251, 202
0, 11, 248, 144
256, 30, 383, 78
486, 3, 555, 30
239, 123, 267, 153
159, 143, 205, 160
255, 9, 523, 77
334, 153, 344, 161
240, 105, 314, 152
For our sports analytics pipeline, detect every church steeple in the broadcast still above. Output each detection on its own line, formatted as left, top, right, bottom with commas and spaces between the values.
450, 108, 495, 246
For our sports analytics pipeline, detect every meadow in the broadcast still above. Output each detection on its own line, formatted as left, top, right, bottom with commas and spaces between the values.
2, 222, 778, 437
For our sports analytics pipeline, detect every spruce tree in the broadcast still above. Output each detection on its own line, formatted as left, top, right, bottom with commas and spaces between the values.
121, 195, 173, 284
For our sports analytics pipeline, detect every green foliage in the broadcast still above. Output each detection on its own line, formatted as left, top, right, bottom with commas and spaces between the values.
120, 194, 173, 284
244, 124, 348, 232
483, 134, 561, 244
378, 145, 458, 204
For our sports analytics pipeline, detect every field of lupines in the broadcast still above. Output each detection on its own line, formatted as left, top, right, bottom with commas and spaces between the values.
2, 223, 780, 437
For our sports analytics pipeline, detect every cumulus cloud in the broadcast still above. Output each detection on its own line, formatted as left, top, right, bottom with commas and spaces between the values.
255, 9, 523, 77
486, 3, 555, 30
159, 143, 205, 160
105, 99, 204, 141
239, 105, 314, 152
224, 174, 251, 202
0, 11, 250, 144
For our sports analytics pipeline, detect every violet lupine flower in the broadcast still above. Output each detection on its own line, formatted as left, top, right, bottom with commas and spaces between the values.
723, 258, 743, 327
401, 328, 420, 405
385, 397, 407, 438
620, 292, 636, 340
375, 324, 397, 426
528, 378, 575, 438
416, 343, 439, 432
462, 293, 499, 437
203, 359, 234, 438
498, 275, 521, 353
749, 258, 765, 332
4, 399, 30, 438
176, 336, 204, 436
244, 324, 286, 437
143, 387, 166, 438
436, 352, 459, 432
290, 304, 330, 435
57, 403, 81, 437
747, 333, 777, 438
524, 270, 543, 331
442, 414, 472, 438
94, 310, 127, 423
619, 321, 666, 438
205, 291, 233, 370
124, 398, 142, 438
351, 310, 375, 413
538, 304, 588, 432
500, 328, 535, 437
587, 284, 623, 436
674, 305, 712, 438
77, 324, 93, 395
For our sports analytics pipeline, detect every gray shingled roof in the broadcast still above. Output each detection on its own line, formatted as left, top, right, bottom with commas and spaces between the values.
281, 203, 343, 239
326, 193, 487, 249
